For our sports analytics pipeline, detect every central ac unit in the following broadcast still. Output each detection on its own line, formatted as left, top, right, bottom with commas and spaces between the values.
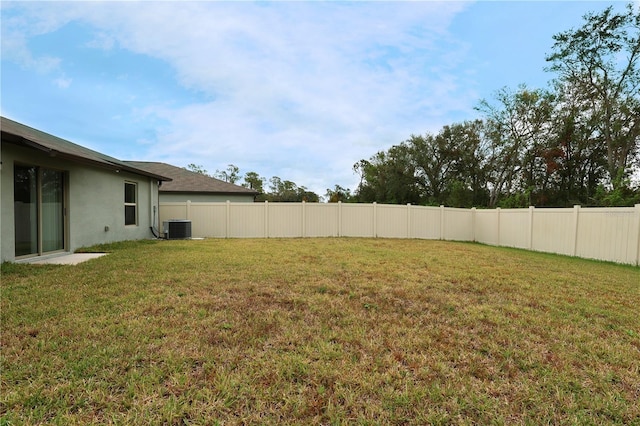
163, 219, 192, 239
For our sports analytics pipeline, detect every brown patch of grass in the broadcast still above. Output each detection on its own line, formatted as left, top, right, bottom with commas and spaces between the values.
1, 238, 639, 424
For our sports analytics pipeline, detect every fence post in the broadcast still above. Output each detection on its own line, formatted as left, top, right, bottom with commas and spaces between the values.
302, 201, 306, 238
338, 201, 342, 237
528, 206, 534, 250
407, 203, 412, 239
573, 205, 580, 256
471, 207, 476, 242
496, 207, 501, 246
635, 204, 640, 266
440, 205, 445, 240
373, 202, 377, 238
264, 201, 269, 238
226, 200, 230, 238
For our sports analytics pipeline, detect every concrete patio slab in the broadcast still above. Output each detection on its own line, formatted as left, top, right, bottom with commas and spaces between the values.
23, 253, 108, 265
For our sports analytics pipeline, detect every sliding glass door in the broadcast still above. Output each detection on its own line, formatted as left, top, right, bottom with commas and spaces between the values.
41, 169, 65, 252
14, 165, 38, 256
14, 165, 65, 257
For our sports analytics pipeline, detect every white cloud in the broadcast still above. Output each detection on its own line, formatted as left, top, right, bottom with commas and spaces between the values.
2, 1, 476, 195
54, 75, 71, 89
84, 31, 115, 50
0, 2, 80, 72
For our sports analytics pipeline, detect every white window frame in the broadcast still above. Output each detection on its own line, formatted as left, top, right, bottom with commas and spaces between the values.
124, 181, 138, 226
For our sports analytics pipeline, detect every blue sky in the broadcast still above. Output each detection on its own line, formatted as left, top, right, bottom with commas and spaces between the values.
1, 1, 634, 198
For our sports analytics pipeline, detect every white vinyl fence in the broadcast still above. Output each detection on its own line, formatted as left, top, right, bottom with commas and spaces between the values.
159, 201, 640, 266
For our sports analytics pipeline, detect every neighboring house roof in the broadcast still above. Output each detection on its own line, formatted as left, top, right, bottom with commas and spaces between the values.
124, 161, 259, 196
1, 116, 171, 182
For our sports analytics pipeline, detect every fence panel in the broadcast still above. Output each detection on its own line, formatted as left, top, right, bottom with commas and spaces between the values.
443, 208, 474, 241
268, 203, 303, 237
531, 208, 576, 256
159, 201, 640, 265
341, 203, 375, 237
410, 206, 441, 239
190, 203, 226, 238
576, 207, 638, 264
159, 203, 189, 233
228, 203, 265, 238
376, 204, 409, 238
474, 209, 498, 245
499, 208, 530, 249
305, 203, 339, 237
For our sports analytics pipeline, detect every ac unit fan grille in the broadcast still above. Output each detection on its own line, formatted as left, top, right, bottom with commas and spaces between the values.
164, 220, 192, 239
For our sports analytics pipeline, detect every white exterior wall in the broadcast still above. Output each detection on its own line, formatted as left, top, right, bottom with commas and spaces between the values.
1, 144, 159, 262
0, 147, 9, 262
69, 165, 157, 249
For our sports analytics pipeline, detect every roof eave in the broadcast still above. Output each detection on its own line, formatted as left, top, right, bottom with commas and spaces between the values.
2, 133, 172, 182
160, 189, 259, 196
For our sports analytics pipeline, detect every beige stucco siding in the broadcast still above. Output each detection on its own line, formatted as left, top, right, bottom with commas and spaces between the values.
1, 144, 159, 262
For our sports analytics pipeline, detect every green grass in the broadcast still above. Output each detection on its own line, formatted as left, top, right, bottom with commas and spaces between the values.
1, 238, 639, 425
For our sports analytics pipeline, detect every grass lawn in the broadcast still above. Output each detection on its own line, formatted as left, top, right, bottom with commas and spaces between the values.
1, 238, 639, 425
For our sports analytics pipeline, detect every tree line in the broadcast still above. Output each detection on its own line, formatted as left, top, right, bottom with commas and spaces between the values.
352, 4, 639, 208
191, 4, 639, 207
186, 163, 320, 202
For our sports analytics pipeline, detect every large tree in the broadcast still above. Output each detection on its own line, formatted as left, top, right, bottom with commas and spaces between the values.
325, 185, 353, 203
409, 121, 488, 207
546, 3, 640, 189
242, 171, 265, 193
541, 83, 609, 205
185, 164, 209, 175
266, 177, 319, 202
353, 143, 422, 205
214, 164, 241, 184
353, 121, 489, 207
477, 86, 555, 206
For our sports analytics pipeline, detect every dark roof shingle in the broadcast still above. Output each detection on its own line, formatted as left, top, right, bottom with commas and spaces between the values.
1, 116, 171, 181
124, 161, 258, 195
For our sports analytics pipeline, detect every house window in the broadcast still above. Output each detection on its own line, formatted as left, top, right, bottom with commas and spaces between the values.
124, 182, 137, 226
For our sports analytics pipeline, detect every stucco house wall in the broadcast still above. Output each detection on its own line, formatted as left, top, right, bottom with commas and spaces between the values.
1, 143, 162, 262
1, 117, 170, 263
